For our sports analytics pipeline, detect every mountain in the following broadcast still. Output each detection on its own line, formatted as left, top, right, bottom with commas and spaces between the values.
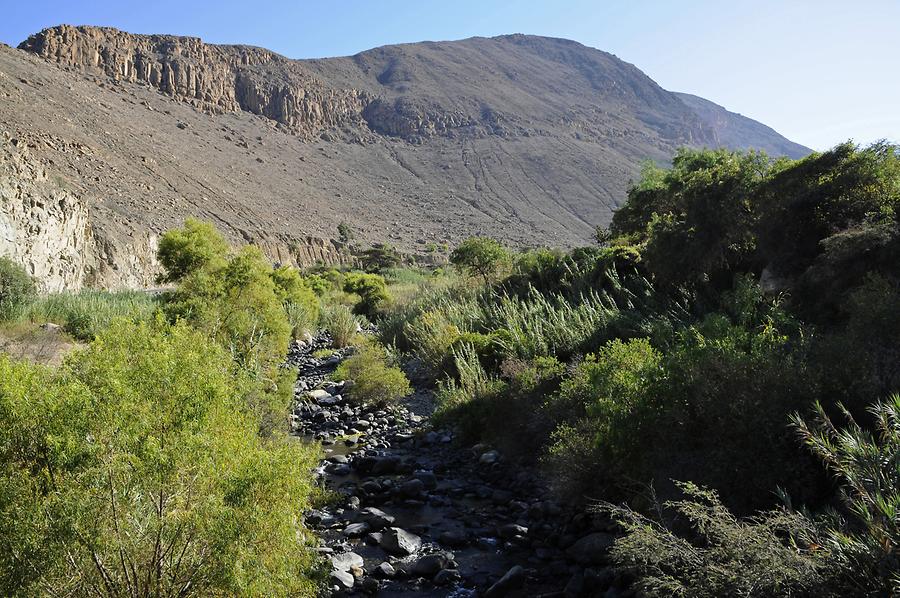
1, 25, 810, 289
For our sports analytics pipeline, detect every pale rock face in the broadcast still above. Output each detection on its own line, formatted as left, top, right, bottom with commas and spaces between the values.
0, 135, 93, 291
0, 135, 161, 291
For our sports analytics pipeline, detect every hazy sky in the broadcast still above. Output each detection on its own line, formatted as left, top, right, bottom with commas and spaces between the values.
3, 0, 898, 151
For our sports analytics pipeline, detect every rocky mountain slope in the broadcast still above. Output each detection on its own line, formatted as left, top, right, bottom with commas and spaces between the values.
2, 25, 809, 289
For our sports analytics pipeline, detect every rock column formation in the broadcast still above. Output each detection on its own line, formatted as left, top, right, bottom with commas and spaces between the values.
20, 25, 370, 138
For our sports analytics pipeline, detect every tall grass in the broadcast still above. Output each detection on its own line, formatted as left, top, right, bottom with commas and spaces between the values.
320, 304, 359, 348
16, 290, 159, 341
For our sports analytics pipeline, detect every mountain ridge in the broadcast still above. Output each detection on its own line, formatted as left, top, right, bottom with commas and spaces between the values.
1, 25, 810, 290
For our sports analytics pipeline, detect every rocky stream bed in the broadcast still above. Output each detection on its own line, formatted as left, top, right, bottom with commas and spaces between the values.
288, 333, 632, 597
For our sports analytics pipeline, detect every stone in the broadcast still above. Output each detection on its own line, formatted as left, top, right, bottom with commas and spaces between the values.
434, 568, 462, 585
360, 577, 379, 594
330, 551, 364, 572
373, 561, 395, 578
357, 506, 395, 530
380, 527, 422, 556
411, 552, 456, 578
438, 529, 468, 548
308, 389, 332, 400
342, 522, 370, 537
565, 532, 615, 565
479, 450, 501, 464
399, 478, 425, 497
330, 569, 354, 590
485, 565, 526, 597
414, 470, 438, 490
498, 523, 528, 539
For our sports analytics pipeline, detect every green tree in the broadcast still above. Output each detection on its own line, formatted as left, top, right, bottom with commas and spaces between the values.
0, 319, 322, 597
156, 218, 230, 284
359, 244, 401, 273
450, 237, 509, 284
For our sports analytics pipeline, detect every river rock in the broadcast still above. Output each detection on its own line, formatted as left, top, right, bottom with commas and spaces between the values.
434, 568, 462, 585
411, 552, 456, 578
373, 561, 395, 578
438, 529, 468, 548
479, 450, 501, 464
331, 569, 354, 590
342, 522, 370, 537
485, 565, 526, 597
331, 551, 364, 572
380, 527, 421, 556
498, 523, 528, 539
357, 506, 395, 530
399, 477, 425, 497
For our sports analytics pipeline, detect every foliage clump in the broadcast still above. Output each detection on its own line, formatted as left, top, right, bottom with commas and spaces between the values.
602, 482, 826, 598
343, 272, 390, 318
0, 319, 322, 597
333, 340, 411, 405
321, 304, 359, 348
450, 237, 510, 284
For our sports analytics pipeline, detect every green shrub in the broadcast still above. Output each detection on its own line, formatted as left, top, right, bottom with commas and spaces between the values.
434, 342, 506, 435
333, 340, 411, 405
303, 273, 331, 296
159, 224, 296, 434
271, 265, 320, 338
0, 319, 322, 597
450, 237, 510, 284
555, 339, 661, 456
359, 244, 401, 273
0, 257, 36, 320
601, 482, 825, 598
156, 217, 230, 283
321, 304, 359, 348
343, 272, 390, 318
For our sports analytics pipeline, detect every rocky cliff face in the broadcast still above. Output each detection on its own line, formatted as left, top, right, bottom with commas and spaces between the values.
0, 135, 92, 291
20, 25, 370, 139
0, 133, 160, 291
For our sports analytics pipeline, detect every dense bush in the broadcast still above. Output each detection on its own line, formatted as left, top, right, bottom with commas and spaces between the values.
156, 217, 230, 283
0, 319, 322, 597
0, 257, 36, 320
158, 223, 301, 434
450, 237, 510, 283
333, 340, 411, 405
343, 272, 390, 318
793, 396, 900, 595
271, 264, 320, 337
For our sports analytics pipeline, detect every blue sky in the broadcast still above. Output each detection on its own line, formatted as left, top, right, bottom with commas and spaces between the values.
3, 0, 898, 151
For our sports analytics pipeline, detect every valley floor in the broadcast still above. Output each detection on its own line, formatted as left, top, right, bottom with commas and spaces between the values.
291, 332, 620, 597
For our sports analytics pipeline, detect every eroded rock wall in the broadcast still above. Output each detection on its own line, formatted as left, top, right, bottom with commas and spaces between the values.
20, 25, 370, 138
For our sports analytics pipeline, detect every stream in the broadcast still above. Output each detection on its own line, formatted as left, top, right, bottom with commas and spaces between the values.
288, 332, 628, 597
